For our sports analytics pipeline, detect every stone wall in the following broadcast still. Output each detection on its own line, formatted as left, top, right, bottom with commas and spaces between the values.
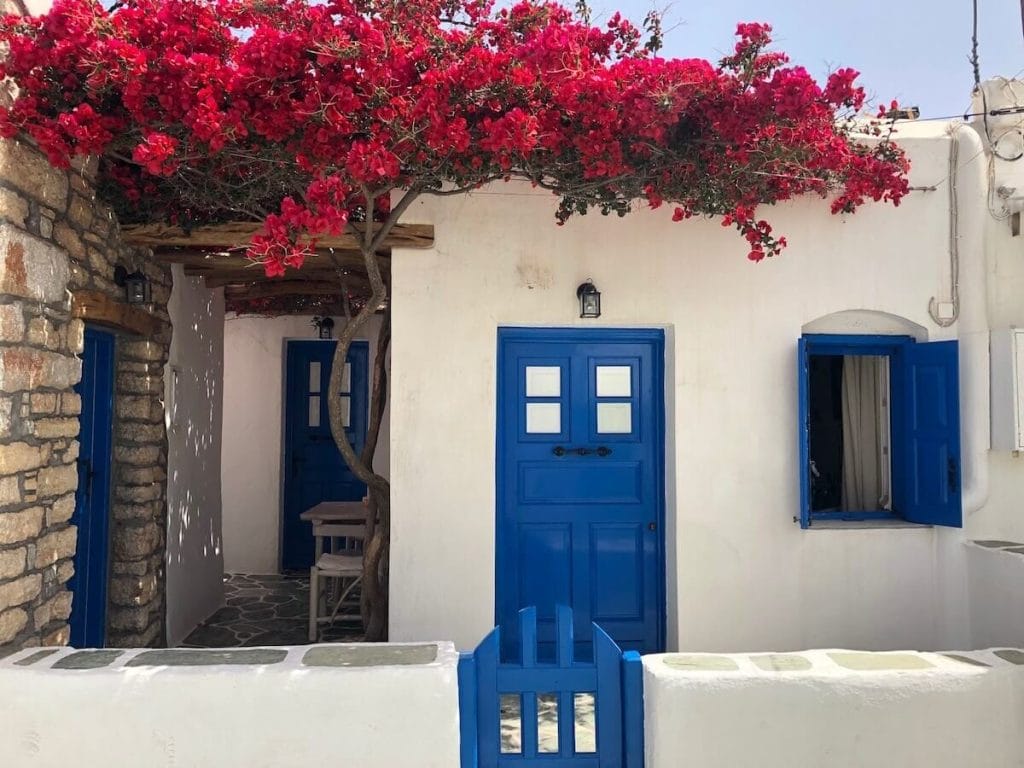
0, 136, 171, 650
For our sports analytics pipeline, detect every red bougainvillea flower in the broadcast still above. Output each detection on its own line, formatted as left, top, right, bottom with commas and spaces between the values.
0, 1, 909, 277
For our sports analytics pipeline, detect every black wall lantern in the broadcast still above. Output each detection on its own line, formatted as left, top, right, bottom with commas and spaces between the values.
312, 316, 335, 339
576, 279, 601, 319
114, 265, 151, 305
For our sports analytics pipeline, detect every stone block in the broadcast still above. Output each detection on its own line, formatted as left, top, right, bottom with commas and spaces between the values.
114, 444, 161, 466
0, 140, 69, 209
0, 347, 81, 393
0, 572, 41, 610
109, 605, 150, 632
0, 474, 19, 506
0, 507, 42, 544
36, 463, 77, 498
0, 187, 29, 228
120, 340, 165, 362
0, 397, 11, 439
117, 372, 163, 396
114, 522, 159, 560
41, 622, 69, 646
67, 194, 94, 230
109, 620, 161, 648
0, 546, 25, 580
120, 466, 165, 486
46, 493, 75, 526
56, 559, 73, 584
66, 318, 83, 355
26, 316, 58, 350
34, 525, 76, 569
110, 573, 157, 607
60, 392, 81, 415
61, 440, 79, 464
32, 417, 79, 439
29, 392, 58, 414
116, 396, 162, 423
0, 224, 70, 303
0, 303, 24, 342
116, 421, 164, 444
53, 221, 85, 262
0, 441, 44, 473
0, 606, 27, 644
112, 559, 148, 576
33, 589, 72, 627
116, 484, 162, 504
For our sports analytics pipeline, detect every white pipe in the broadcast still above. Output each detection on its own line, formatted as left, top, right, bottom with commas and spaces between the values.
955, 124, 991, 515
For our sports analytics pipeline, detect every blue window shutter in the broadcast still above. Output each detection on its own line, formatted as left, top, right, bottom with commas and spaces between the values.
797, 338, 811, 528
897, 340, 962, 527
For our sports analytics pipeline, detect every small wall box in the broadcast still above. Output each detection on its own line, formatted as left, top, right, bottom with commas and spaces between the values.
992, 328, 1024, 451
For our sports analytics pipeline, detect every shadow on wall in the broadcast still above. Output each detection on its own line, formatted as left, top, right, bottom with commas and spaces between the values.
165, 271, 226, 646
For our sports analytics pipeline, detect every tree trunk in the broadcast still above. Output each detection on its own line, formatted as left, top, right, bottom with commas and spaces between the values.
326, 188, 418, 641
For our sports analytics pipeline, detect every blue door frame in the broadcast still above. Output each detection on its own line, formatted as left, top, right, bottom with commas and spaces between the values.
496, 327, 667, 657
281, 340, 369, 571
70, 326, 115, 648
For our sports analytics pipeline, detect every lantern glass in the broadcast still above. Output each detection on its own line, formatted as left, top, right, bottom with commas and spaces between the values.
124, 272, 150, 304
576, 281, 601, 318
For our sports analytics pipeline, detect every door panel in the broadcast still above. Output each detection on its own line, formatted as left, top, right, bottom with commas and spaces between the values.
70, 327, 115, 648
281, 340, 368, 571
497, 329, 665, 657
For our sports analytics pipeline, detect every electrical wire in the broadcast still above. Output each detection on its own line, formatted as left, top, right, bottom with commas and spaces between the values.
928, 124, 961, 327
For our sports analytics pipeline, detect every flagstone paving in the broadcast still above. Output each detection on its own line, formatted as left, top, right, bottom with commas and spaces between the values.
181, 573, 362, 647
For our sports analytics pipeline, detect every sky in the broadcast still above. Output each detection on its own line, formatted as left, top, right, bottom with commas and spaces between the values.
590, 0, 1024, 119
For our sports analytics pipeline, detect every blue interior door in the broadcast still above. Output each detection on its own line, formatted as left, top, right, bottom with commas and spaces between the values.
497, 328, 665, 657
282, 340, 369, 571
70, 326, 115, 648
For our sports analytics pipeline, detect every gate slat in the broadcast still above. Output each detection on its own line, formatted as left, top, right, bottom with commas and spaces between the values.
464, 606, 641, 768
593, 623, 623, 767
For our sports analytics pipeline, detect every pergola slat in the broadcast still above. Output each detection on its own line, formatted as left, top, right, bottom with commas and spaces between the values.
122, 221, 433, 250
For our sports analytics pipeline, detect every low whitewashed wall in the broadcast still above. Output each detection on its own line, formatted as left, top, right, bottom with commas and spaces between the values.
644, 648, 1024, 768
0, 642, 459, 768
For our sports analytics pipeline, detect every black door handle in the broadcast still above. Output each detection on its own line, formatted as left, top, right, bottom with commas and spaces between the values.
552, 446, 612, 457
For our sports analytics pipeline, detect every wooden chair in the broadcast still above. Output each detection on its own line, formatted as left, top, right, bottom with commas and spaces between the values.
308, 523, 364, 642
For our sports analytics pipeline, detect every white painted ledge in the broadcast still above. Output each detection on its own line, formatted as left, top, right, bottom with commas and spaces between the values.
0, 642, 461, 768
644, 648, 1024, 768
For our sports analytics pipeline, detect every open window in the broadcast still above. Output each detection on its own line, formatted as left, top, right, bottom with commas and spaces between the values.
797, 335, 962, 528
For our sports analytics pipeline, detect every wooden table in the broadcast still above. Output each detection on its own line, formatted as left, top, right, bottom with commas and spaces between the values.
300, 501, 369, 559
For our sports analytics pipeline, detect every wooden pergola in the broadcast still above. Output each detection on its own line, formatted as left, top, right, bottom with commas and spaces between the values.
119, 221, 435, 312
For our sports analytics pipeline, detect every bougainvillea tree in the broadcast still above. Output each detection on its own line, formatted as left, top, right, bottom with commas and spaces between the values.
0, 0, 909, 639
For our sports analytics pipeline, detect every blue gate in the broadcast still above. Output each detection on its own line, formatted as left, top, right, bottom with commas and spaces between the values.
459, 606, 644, 767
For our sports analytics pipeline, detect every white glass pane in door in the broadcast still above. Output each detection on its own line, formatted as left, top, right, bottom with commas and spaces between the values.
595, 365, 631, 397
526, 403, 561, 433
309, 361, 321, 393
526, 366, 561, 397
341, 362, 352, 394
596, 402, 631, 433
308, 395, 321, 427
339, 395, 351, 428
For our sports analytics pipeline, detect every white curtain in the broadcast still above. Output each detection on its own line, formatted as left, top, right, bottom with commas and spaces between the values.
841, 356, 891, 512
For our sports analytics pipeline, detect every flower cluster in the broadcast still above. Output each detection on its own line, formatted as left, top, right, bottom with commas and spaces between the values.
0, 0, 909, 275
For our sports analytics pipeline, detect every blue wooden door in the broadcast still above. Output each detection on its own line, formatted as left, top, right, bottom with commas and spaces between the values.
496, 328, 665, 656
282, 340, 369, 571
70, 327, 115, 648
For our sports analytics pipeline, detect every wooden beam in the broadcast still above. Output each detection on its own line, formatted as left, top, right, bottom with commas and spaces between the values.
222, 281, 346, 300
122, 222, 433, 250
187, 267, 375, 288
152, 249, 380, 270
71, 290, 162, 337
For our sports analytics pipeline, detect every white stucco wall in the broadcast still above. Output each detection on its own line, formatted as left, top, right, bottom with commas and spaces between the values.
643, 649, 1024, 768
388, 119, 1018, 653
0, 642, 460, 768
220, 314, 389, 574
165, 266, 226, 647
